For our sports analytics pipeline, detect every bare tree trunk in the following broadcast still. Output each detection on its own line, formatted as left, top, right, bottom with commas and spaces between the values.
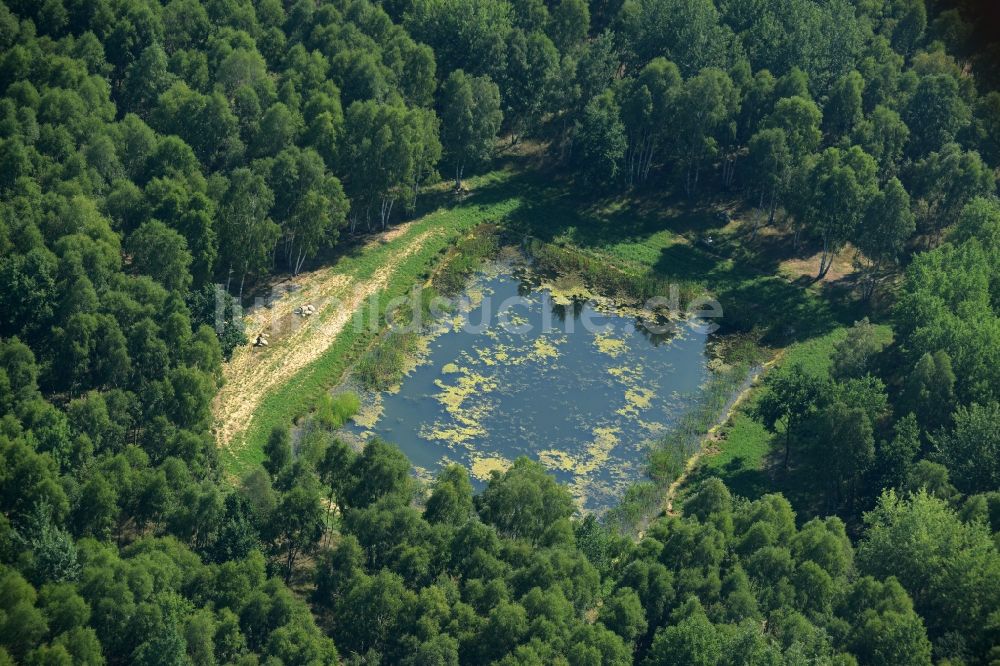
626, 138, 635, 186
379, 196, 395, 229
722, 156, 734, 188
861, 257, 881, 301
638, 137, 644, 183
817, 236, 832, 279
750, 191, 765, 242
294, 247, 305, 275
638, 135, 646, 184
285, 545, 296, 582
633, 138, 640, 185
862, 275, 875, 301
642, 135, 656, 182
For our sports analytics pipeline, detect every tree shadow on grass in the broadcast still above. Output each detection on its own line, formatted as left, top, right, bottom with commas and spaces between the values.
490, 171, 851, 347
686, 431, 853, 524
686, 455, 774, 502
713, 275, 839, 345
501, 174, 733, 253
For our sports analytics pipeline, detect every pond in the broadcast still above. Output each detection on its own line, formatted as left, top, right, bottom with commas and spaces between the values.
345, 262, 713, 511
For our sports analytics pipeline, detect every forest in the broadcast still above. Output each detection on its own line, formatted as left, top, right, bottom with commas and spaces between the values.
0, 0, 998, 664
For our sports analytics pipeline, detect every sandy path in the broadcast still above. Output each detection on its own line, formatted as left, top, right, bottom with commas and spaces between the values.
663, 351, 784, 515
213, 227, 435, 449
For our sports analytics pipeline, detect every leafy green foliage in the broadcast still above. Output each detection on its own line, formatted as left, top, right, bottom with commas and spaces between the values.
355, 332, 419, 392
439, 69, 502, 186
576, 90, 627, 185
1, 0, 999, 664
315, 392, 361, 430
859, 490, 1000, 661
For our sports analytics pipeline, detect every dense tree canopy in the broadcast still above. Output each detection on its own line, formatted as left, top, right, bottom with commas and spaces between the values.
1, 0, 998, 664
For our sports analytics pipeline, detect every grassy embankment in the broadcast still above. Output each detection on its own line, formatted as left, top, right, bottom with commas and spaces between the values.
219, 169, 525, 477
352, 223, 504, 393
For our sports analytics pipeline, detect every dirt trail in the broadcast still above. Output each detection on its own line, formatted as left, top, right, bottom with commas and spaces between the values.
213, 226, 435, 450
664, 352, 784, 515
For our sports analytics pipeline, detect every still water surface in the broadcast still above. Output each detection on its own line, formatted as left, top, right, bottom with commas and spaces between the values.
346, 264, 711, 511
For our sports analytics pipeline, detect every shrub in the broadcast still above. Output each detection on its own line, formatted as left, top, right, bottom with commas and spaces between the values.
316, 392, 361, 429
355, 333, 419, 391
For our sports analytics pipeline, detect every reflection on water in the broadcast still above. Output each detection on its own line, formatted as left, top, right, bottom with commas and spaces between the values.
345, 264, 711, 511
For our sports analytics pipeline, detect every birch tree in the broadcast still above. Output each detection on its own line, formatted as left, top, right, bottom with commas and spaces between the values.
855, 177, 914, 300
800, 146, 879, 279
216, 168, 279, 300
342, 101, 441, 231
675, 67, 737, 196
620, 57, 681, 186
439, 69, 502, 188
746, 127, 791, 236
504, 29, 559, 142
269, 147, 349, 275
